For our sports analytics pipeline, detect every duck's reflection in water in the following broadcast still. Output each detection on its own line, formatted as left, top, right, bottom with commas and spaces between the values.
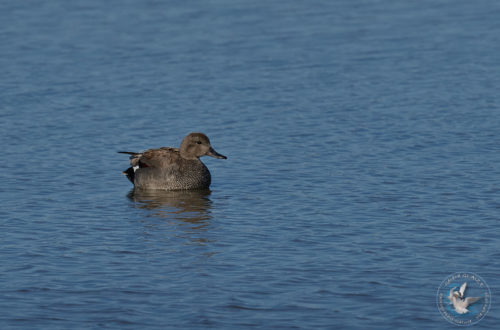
127, 189, 215, 246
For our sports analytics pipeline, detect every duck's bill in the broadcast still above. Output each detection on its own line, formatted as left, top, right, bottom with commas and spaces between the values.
206, 147, 227, 159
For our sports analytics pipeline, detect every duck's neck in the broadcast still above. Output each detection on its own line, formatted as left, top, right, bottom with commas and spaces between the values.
180, 149, 199, 160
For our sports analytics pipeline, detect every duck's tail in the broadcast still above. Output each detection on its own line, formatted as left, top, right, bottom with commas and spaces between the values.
118, 151, 141, 183
118, 151, 142, 162
122, 166, 137, 183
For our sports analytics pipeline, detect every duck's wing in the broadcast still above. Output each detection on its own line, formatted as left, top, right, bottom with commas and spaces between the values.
459, 282, 467, 297
135, 147, 180, 169
118, 147, 180, 168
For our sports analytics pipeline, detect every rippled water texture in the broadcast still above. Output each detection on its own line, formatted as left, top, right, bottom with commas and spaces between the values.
1, 0, 500, 329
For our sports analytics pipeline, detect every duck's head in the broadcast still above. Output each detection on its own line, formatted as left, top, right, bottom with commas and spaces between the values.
180, 132, 227, 160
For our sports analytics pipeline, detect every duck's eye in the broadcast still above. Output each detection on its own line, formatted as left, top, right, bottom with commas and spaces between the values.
196, 141, 202, 145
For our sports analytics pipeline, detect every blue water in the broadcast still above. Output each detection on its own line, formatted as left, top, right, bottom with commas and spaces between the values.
1, 0, 500, 328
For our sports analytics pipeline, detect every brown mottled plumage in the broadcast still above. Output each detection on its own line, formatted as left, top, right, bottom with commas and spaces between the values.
119, 133, 226, 190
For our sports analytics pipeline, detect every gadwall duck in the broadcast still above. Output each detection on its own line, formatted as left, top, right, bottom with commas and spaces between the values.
119, 133, 226, 190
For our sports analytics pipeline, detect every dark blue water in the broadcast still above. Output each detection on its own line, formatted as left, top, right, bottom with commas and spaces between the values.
1, 0, 499, 328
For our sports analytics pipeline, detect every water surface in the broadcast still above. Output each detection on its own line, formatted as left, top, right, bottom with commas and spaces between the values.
1, 0, 500, 329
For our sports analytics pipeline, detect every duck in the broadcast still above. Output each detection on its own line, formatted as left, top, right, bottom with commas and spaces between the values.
119, 132, 226, 190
